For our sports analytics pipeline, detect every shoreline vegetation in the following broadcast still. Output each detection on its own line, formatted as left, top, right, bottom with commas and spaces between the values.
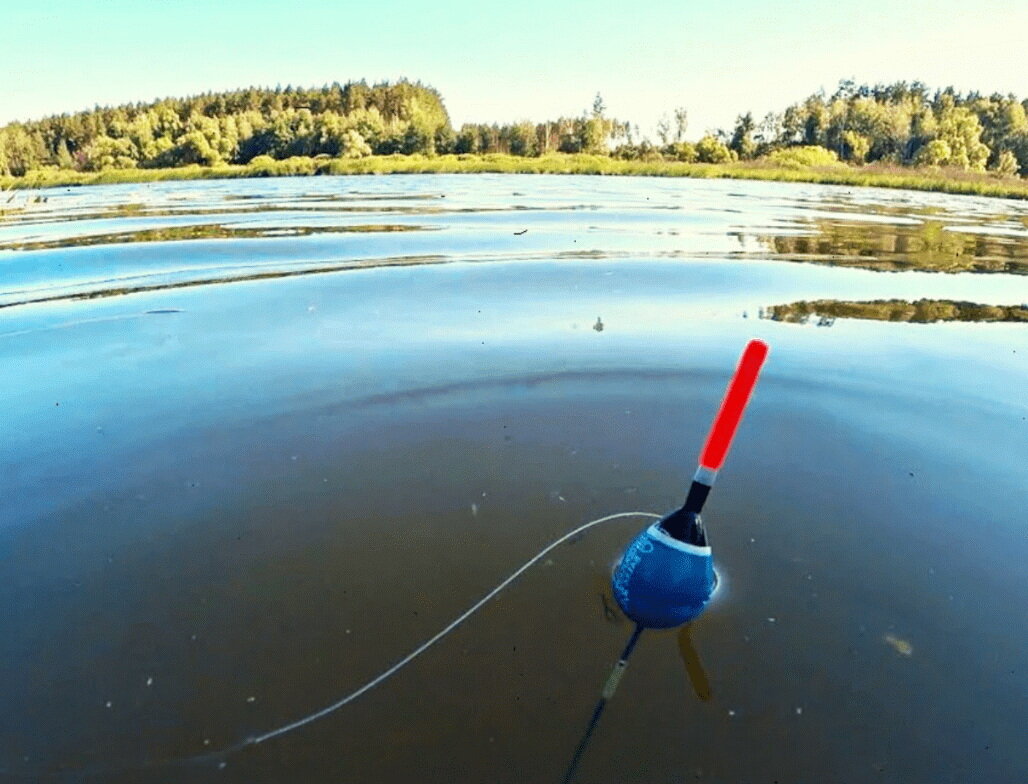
764, 299, 1028, 323
6, 153, 1028, 200
2, 79, 1028, 199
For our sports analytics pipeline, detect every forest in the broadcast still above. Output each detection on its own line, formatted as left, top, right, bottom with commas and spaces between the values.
1, 79, 1027, 179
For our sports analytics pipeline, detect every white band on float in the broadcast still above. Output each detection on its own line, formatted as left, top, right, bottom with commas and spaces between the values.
693, 465, 718, 486
648, 522, 713, 555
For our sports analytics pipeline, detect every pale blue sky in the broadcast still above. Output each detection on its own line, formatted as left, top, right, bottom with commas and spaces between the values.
2, 0, 1026, 139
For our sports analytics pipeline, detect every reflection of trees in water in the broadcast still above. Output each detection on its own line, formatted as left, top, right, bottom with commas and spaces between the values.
762, 299, 1028, 324
0, 222, 427, 251
0, 253, 451, 310
754, 219, 1028, 274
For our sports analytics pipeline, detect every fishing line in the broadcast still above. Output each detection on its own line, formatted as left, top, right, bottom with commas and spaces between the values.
247, 510, 661, 747
3, 510, 660, 778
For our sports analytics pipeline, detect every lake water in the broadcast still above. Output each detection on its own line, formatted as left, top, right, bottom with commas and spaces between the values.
0, 174, 1025, 783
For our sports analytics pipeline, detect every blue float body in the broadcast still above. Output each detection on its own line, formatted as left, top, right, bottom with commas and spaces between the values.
611, 519, 716, 629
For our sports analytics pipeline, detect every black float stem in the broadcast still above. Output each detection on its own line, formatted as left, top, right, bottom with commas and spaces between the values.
561, 624, 646, 784
682, 479, 712, 515
658, 478, 713, 544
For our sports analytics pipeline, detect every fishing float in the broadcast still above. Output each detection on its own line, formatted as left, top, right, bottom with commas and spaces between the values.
563, 338, 770, 783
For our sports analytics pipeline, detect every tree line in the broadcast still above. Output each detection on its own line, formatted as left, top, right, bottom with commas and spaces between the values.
0, 81, 451, 175
2, 79, 1026, 177
746, 80, 1028, 174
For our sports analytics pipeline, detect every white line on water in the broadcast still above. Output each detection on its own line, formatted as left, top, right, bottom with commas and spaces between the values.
246, 510, 661, 747
2, 510, 663, 779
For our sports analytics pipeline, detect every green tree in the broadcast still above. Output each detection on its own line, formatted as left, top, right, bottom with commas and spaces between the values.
656, 114, 671, 145
400, 122, 433, 155
56, 138, 74, 169
934, 103, 989, 170
696, 134, 734, 163
842, 130, 870, 163
434, 126, 456, 154
993, 149, 1019, 176
339, 129, 371, 158
915, 139, 952, 166
0, 125, 46, 175
668, 141, 697, 162
3, 77, 1027, 178
454, 125, 480, 154
577, 96, 615, 154
579, 116, 609, 154
174, 130, 221, 166
754, 113, 782, 156
673, 107, 688, 142
729, 112, 756, 158
81, 135, 138, 170
503, 122, 538, 156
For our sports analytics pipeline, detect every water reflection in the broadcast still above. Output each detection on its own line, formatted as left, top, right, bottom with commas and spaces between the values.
0, 193, 611, 233
750, 218, 1028, 274
4, 176, 1028, 319
762, 298, 1028, 324
676, 624, 712, 702
1, 175, 1026, 783
593, 574, 711, 702
0, 222, 429, 251
0, 254, 450, 310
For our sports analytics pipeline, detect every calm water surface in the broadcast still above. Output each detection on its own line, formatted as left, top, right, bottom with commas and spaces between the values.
0, 175, 1025, 783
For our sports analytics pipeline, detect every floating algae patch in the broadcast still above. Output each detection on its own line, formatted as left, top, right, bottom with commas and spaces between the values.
884, 634, 914, 657
0, 221, 431, 251
762, 299, 1028, 324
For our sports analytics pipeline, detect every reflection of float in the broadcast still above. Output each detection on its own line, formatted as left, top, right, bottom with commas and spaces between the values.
564, 339, 769, 784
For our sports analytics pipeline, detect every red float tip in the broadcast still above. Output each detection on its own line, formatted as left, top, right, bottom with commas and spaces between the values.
698, 339, 769, 472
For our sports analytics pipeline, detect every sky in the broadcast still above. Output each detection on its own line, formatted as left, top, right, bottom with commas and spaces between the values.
2, 0, 1027, 139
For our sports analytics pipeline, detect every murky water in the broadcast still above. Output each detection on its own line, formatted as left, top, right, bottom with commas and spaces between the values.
1, 175, 1025, 783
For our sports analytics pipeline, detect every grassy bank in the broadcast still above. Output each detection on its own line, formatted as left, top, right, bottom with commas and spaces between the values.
4, 153, 1028, 200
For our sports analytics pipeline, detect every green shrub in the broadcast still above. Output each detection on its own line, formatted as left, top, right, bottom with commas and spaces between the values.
274, 156, 317, 175
668, 142, 698, 162
914, 139, 952, 167
841, 131, 870, 164
994, 150, 1019, 177
339, 129, 372, 159
695, 135, 735, 164
3, 152, 1027, 200
248, 154, 277, 174
764, 145, 841, 168
81, 135, 139, 171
